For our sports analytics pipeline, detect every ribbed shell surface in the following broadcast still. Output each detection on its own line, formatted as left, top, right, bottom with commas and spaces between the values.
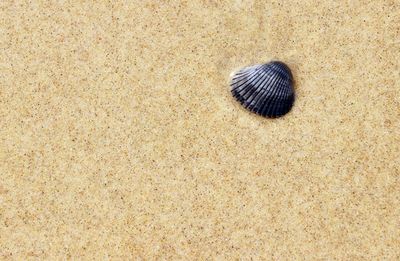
231, 61, 294, 118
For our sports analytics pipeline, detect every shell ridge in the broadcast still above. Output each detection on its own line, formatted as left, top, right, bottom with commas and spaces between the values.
272, 62, 290, 79
231, 73, 255, 94
273, 76, 291, 116
231, 66, 262, 92
272, 77, 288, 116
265, 73, 286, 116
232, 71, 253, 84
252, 68, 278, 115
231, 66, 260, 83
247, 71, 272, 111
277, 76, 294, 116
264, 75, 284, 116
276, 78, 290, 115
259, 70, 283, 116
243, 70, 273, 109
248, 67, 275, 112
231, 66, 265, 94
241, 68, 270, 103
280, 94, 293, 116
231, 65, 262, 85
267, 78, 284, 117
232, 69, 268, 106
234, 68, 269, 102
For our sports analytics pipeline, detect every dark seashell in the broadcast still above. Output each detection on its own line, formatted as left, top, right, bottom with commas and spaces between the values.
230, 61, 295, 118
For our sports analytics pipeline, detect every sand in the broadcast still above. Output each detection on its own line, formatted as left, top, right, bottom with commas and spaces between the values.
1, 0, 399, 259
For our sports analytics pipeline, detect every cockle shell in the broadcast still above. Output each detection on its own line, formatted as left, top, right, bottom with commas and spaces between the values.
230, 61, 295, 118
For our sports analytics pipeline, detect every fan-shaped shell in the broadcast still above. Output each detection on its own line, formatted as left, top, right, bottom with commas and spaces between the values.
230, 61, 295, 118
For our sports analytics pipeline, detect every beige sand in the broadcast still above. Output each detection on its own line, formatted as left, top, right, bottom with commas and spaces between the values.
1, 0, 399, 259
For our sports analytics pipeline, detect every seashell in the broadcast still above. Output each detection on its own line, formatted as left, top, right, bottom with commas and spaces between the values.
230, 61, 295, 118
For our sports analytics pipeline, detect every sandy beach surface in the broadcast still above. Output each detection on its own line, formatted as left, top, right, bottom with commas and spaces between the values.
1, 1, 399, 259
